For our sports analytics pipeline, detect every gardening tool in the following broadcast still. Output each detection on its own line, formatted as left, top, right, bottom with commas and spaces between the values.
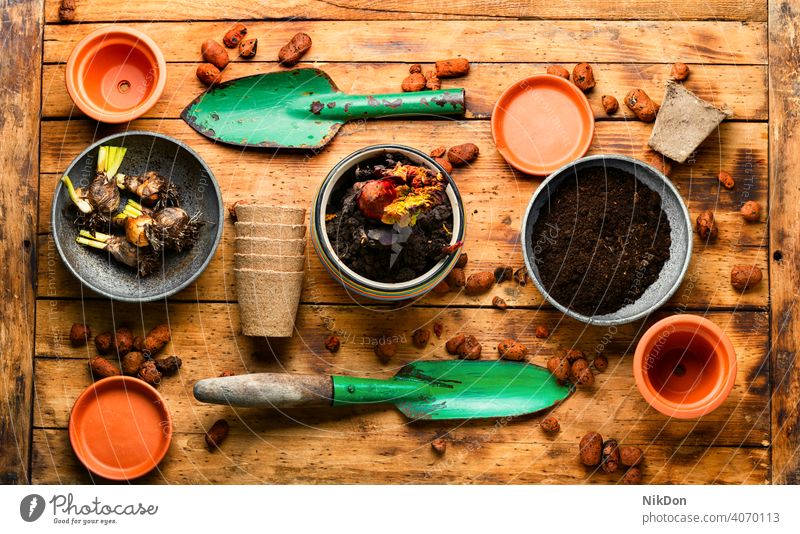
181, 68, 466, 150
193, 360, 571, 420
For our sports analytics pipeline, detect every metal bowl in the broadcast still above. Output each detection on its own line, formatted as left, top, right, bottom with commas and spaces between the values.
311, 144, 465, 301
51, 131, 223, 302
521, 154, 692, 325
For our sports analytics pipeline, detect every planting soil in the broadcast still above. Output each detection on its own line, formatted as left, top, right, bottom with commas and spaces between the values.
325, 152, 454, 283
531, 166, 671, 316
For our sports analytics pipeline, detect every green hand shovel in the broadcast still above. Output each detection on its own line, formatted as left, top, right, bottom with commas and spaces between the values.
181, 68, 466, 150
193, 360, 571, 420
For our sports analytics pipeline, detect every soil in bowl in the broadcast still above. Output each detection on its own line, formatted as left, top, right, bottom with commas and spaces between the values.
531, 165, 672, 316
325, 152, 454, 283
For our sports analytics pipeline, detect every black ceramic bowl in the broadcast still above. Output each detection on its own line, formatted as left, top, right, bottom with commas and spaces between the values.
51, 132, 223, 302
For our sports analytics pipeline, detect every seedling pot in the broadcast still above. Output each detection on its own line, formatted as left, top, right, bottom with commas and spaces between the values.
633, 315, 737, 419
311, 144, 465, 301
66, 26, 167, 123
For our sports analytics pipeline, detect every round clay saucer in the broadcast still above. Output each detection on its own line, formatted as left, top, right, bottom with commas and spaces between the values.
491, 74, 595, 176
69, 376, 172, 480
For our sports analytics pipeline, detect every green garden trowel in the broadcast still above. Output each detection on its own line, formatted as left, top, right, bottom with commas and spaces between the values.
181, 68, 466, 149
193, 360, 571, 420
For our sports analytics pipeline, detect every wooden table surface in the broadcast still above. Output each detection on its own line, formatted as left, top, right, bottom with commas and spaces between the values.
1, 0, 798, 484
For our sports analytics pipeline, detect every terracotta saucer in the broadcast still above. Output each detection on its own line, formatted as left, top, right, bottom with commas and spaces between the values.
69, 376, 172, 480
491, 74, 595, 176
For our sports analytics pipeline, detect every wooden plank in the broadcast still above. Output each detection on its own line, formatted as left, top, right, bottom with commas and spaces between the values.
32, 305, 770, 447
35, 230, 770, 307
38, 119, 769, 197
43, 0, 768, 23
37, 117, 769, 307
31, 428, 769, 484
768, 0, 800, 485
0, 0, 42, 484
43, 21, 768, 65
41, 62, 769, 121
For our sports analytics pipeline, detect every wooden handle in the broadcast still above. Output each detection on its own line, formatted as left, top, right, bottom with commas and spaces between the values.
193, 374, 333, 408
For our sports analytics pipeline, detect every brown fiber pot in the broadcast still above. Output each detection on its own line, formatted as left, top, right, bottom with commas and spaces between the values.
633, 315, 737, 419
66, 26, 167, 123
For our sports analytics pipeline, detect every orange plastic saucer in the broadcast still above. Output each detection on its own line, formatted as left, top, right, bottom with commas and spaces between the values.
69, 376, 172, 480
491, 74, 595, 176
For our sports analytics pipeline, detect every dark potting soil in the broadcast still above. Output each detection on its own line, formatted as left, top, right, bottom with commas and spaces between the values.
531, 166, 672, 316
325, 152, 454, 283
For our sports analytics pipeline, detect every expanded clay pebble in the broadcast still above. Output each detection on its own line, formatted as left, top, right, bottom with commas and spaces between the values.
201, 40, 230, 70
95, 332, 113, 355
447, 143, 479, 166
619, 445, 643, 467
572, 63, 595, 91
465, 272, 494, 295
205, 419, 230, 450
89, 356, 120, 380
446, 267, 466, 288
601, 439, 620, 473
196, 63, 222, 86
155, 355, 183, 376
324, 335, 341, 353
579, 431, 603, 466
730, 265, 763, 292
456, 253, 468, 268
671, 62, 690, 81
696, 210, 719, 241
223, 23, 247, 48
59, 0, 76, 21
494, 266, 513, 283
121, 351, 146, 376
433, 322, 444, 338
412, 328, 431, 348
239, 38, 258, 59
540, 416, 560, 434
593, 354, 609, 372
718, 170, 735, 190
401, 73, 427, 92
435, 58, 470, 78
602, 95, 619, 115
374, 340, 397, 363
492, 296, 507, 310
546, 65, 570, 80
279, 32, 312, 66
70, 323, 91, 347
625, 89, 658, 122
547, 357, 570, 381
497, 339, 527, 361
115, 327, 134, 356
424, 70, 441, 90
740, 201, 761, 222
445, 334, 466, 355
457, 336, 482, 360
570, 358, 594, 386
535, 326, 550, 339
144, 323, 171, 356
137, 361, 162, 387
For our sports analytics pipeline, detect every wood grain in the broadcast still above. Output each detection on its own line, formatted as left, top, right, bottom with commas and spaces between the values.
0, 0, 42, 484
31, 428, 769, 484
43, 0, 768, 23
31, 303, 769, 484
768, 0, 800, 485
43, 21, 768, 65
41, 63, 769, 121
36, 231, 770, 307
32, 305, 770, 447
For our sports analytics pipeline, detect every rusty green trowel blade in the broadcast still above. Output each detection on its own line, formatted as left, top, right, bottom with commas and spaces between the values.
332, 360, 572, 420
181, 68, 466, 149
